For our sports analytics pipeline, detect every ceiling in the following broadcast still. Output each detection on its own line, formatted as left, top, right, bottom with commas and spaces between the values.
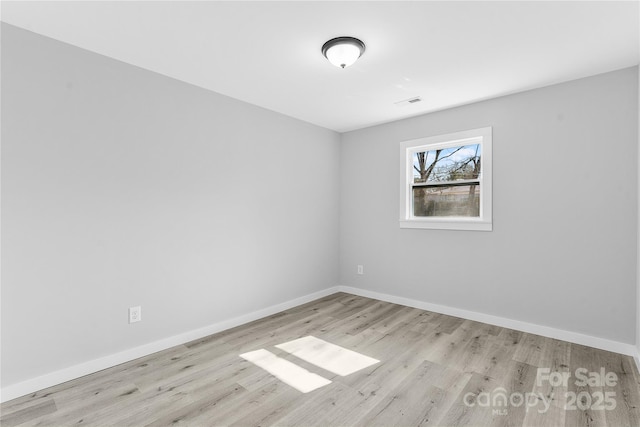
2, 1, 638, 132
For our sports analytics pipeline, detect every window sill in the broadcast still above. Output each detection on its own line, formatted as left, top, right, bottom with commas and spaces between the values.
399, 219, 492, 231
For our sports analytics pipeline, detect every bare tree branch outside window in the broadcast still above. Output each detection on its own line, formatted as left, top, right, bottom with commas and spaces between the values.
412, 144, 481, 217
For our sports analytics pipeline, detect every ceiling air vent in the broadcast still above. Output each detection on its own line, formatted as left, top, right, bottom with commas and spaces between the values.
395, 96, 422, 107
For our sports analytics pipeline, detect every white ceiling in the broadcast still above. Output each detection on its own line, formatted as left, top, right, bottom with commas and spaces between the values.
2, 1, 639, 132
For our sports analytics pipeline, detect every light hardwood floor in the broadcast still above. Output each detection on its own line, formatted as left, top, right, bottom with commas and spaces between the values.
2, 293, 640, 426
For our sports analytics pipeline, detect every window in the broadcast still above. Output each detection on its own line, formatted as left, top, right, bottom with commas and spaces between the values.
399, 127, 492, 231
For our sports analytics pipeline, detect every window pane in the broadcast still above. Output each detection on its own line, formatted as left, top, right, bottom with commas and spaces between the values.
413, 144, 481, 183
413, 185, 480, 217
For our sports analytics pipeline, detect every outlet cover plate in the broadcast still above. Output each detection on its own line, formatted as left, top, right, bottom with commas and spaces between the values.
129, 306, 142, 323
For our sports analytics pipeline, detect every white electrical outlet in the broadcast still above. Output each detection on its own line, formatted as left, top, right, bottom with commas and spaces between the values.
357, 265, 364, 275
129, 306, 142, 323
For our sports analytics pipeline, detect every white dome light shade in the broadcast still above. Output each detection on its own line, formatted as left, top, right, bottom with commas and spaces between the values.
322, 37, 366, 69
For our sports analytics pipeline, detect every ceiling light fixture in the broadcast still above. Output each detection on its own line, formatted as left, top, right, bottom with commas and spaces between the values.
321, 36, 366, 69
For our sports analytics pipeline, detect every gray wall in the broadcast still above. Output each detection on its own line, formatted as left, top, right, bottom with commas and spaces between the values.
340, 67, 638, 344
1, 24, 340, 387
2, 22, 638, 390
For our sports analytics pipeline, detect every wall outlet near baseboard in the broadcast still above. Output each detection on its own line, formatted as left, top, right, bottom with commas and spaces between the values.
129, 306, 142, 323
357, 265, 364, 275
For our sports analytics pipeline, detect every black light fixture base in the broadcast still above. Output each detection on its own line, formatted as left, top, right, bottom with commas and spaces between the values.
321, 36, 366, 67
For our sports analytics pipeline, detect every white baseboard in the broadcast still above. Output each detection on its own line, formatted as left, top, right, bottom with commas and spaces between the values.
3, 284, 637, 403
337, 286, 638, 357
0, 286, 340, 403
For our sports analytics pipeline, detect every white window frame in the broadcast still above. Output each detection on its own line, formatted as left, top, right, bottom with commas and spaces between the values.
399, 127, 492, 231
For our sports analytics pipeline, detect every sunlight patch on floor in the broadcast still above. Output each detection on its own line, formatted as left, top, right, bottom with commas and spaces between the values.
276, 335, 380, 376
240, 336, 380, 393
239, 349, 332, 393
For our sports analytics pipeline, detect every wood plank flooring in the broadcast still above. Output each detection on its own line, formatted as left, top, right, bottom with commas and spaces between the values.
2, 292, 639, 426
